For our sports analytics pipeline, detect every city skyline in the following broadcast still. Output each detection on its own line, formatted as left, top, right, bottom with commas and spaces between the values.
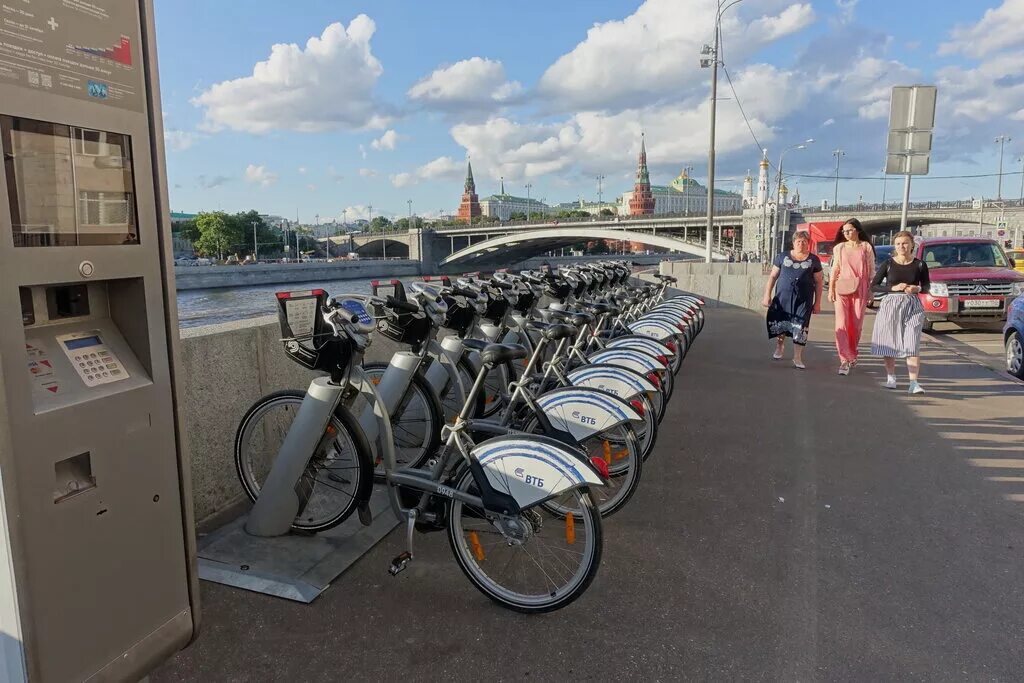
157, 0, 1024, 222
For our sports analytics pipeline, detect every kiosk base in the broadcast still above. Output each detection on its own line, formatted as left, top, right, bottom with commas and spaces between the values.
198, 486, 398, 603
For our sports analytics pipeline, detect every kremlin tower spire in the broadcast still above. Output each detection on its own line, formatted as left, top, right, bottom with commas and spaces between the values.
456, 159, 482, 223
628, 133, 655, 215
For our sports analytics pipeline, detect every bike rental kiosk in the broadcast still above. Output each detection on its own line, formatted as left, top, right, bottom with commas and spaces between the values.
0, 0, 199, 679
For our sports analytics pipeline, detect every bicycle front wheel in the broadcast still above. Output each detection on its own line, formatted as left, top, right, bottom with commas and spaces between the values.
361, 363, 443, 470
447, 467, 602, 613
234, 391, 373, 532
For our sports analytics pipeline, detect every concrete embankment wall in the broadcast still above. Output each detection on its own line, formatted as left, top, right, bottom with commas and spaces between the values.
657, 260, 767, 312
179, 318, 404, 523
174, 259, 422, 290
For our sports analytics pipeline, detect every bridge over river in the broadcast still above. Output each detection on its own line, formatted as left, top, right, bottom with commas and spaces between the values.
320, 203, 1024, 267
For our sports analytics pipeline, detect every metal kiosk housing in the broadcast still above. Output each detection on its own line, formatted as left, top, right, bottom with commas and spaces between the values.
0, 0, 199, 679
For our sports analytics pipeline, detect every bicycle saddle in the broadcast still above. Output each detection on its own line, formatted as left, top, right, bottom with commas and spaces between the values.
480, 343, 527, 366
547, 309, 595, 327
461, 338, 490, 351
527, 320, 577, 340
585, 302, 619, 316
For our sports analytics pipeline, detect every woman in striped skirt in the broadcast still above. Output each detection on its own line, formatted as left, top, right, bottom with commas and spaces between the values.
870, 231, 931, 394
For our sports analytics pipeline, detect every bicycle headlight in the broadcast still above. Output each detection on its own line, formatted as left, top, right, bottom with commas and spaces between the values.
929, 282, 948, 297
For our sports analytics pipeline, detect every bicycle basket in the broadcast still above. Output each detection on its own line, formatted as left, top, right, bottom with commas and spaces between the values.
276, 289, 348, 372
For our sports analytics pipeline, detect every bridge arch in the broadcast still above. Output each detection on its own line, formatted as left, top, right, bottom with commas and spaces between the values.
353, 238, 410, 259
440, 228, 728, 268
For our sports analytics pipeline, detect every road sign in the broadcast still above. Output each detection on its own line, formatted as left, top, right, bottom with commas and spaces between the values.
886, 85, 937, 175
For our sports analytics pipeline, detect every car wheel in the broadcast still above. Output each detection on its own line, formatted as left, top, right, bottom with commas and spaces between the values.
1006, 330, 1024, 379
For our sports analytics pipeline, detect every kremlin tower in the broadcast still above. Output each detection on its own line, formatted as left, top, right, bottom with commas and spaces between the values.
456, 160, 482, 223
628, 134, 655, 216
757, 148, 769, 209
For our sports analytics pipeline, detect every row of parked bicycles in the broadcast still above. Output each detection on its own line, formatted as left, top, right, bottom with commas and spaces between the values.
233, 262, 705, 613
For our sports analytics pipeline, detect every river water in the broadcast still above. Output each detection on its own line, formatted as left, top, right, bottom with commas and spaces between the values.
176, 276, 376, 328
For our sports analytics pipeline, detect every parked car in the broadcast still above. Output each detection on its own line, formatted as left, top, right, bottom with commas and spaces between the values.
867, 245, 894, 309
914, 237, 1024, 330
1007, 248, 1024, 274
1004, 293, 1024, 378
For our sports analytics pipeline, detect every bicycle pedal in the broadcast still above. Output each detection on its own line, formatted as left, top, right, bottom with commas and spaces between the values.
388, 551, 412, 576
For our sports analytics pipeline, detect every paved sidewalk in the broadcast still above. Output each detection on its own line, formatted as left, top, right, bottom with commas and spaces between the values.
154, 305, 1024, 681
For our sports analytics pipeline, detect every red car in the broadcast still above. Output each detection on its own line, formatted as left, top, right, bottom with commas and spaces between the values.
914, 237, 1024, 330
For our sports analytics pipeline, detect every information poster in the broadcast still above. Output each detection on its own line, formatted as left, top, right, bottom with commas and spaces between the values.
0, 0, 143, 111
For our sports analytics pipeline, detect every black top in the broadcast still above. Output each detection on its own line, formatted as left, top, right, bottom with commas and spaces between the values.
872, 258, 930, 294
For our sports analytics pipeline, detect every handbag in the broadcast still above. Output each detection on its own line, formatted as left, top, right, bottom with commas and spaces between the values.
834, 245, 860, 295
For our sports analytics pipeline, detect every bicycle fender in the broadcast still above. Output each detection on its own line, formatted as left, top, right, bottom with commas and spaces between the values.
638, 312, 690, 331
535, 386, 642, 442
628, 319, 680, 342
606, 335, 675, 360
567, 364, 656, 400
587, 348, 667, 375
654, 301, 697, 316
472, 434, 605, 506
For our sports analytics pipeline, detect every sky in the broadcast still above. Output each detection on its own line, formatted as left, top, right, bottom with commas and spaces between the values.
154, 0, 1024, 221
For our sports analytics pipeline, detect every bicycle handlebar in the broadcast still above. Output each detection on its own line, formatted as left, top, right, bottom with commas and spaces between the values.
386, 296, 420, 314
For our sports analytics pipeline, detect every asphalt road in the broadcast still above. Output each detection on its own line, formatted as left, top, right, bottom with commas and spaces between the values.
924, 321, 1014, 381
153, 305, 1024, 681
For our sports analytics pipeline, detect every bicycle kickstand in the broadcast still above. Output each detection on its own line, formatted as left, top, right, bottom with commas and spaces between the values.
388, 509, 417, 576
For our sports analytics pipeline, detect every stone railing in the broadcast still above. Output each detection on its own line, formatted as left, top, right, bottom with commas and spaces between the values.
657, 261, 768, 312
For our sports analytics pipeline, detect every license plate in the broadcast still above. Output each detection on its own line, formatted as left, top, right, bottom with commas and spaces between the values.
962, 299, 1001, 309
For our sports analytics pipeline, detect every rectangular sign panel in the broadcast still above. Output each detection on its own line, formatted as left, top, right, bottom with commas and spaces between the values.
0, 0, 144, 111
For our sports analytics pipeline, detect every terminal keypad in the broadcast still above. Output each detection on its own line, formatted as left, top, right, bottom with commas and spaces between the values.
56, 332, 129, 387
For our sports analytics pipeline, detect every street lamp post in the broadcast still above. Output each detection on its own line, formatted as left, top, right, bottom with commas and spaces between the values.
700, 0, 747, 262
525, 183, 533, 221
251, 220, 259, 263
832, 148, 845, 210
596, 175, 605, 206
1018, 156, 1024, 208
995, 135, 1011, 202
771, 139, 813, 257
881, 168, 888, 210
683, 165, 694, 216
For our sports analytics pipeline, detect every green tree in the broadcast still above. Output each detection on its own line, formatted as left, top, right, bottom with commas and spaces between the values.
225, 210, 277, 257
369, 216, 392, 233
599, 208, 616, 217
175, 218, 199, 242
508, 211, 528, 221
194, 212, 233, 260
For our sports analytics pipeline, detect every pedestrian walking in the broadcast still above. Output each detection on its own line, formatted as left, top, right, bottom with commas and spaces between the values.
828, 218, 874, 375
762, 230, 823, 369
871, 230, 930, 394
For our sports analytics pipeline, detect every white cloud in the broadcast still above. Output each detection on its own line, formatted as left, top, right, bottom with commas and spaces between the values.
192, 17, 391, 133
298, 166, 307, 175
327, 166, 345, 183
197, 174, 232, 189
939, 0, 1024, 59
307, 184, 317, 192
244, 164, 278, 187
389, 156, 464, 188
822, 118, 835, 127
389, 172, 415, 188
835, 0, 858, 24
536, 0, 814, 112
359, 144, 367, 159
164, 129, 201, 151
937, 52, 1024, 122
408, 57, 523, 110
370, 129, 401, 151
857, 100, 889, 120
358, 167, 378, 177
341, 205, 372, 222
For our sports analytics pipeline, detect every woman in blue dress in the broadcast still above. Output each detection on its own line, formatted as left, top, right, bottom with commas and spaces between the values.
761, 230, 824, 369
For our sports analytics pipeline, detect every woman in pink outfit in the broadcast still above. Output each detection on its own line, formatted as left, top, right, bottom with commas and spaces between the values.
828, 218, 874, 375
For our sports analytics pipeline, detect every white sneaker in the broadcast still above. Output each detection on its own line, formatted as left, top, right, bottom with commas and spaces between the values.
884, 376, 897, 389
838, 362, 850, 376
908, 381, 925, 395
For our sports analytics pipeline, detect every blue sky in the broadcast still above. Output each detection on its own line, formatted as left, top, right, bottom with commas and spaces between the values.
155, 0, 1024, 220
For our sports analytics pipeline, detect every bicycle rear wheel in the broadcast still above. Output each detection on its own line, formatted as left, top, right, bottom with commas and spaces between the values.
234, 390, 373, 532
447, 467, 602, 613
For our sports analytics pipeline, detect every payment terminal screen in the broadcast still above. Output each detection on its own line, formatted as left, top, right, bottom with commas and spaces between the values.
63, 336, 102, 350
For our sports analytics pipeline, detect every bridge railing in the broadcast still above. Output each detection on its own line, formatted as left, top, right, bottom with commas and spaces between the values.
799, 199, 1024, 214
